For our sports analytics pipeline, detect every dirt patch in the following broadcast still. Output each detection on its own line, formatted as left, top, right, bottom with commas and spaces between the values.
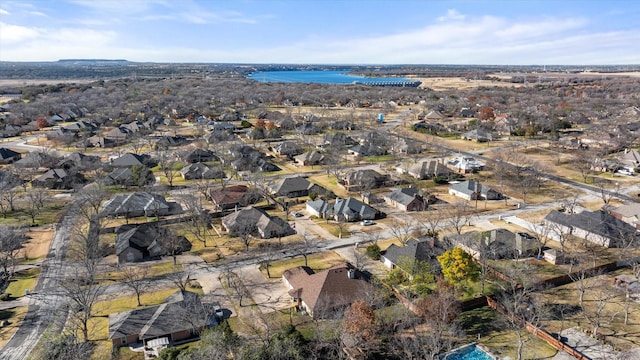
416, 77, 525, 91
22, 228, 53, 261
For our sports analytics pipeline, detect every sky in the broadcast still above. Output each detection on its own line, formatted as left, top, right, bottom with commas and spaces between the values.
1, 0, 639, 65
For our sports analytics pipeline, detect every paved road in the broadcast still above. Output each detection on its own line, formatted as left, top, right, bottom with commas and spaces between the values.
0, 205, 78, 360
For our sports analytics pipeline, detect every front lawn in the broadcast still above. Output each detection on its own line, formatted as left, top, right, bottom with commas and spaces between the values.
262, 251, 346, 279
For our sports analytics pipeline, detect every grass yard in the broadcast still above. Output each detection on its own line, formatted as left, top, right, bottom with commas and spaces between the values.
0, 200, 69, 227
308, 174, 349, 198
534, 270, 640, 352
21, 228, 53, 262
262, 251, 346, 278
4, 267, 40, 299
459, 306, 559, 359
0, 306, 28, 349
99, 261, 182, 283
310, 218, 351, 238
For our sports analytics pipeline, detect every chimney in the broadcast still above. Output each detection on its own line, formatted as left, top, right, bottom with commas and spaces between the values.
347, 269, 356, 279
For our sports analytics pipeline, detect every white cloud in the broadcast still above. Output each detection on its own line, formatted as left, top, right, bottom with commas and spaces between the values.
0, 22, 40, 44
28, 11, 47, 17
0, 8, 10, 15
437, 9, 466, 22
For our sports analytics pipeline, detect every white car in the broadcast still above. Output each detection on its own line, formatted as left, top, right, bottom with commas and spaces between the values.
360, 220, 374, 226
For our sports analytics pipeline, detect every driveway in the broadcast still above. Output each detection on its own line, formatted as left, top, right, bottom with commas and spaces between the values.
235, 264, 291, 314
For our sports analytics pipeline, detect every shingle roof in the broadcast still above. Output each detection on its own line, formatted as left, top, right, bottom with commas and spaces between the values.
545, 209, 639, 245
333, 197, 377, 219
101, 192, 170, 216
384, 187, 422, 206
383, 238, 434, 266
283, 263, 375, 317
111, 153, 146, 167
222, 206, 294, 239
108, 290, 206, 340
0, 148, 20, 161
449, 180, 493, 196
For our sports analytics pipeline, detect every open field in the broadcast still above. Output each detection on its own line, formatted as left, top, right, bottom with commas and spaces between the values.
21, 228, 53, 262
415, 77, 526, 91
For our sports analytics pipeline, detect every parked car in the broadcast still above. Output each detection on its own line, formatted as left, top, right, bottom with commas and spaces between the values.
291, 211, 303, 217
360, 220, 374, 226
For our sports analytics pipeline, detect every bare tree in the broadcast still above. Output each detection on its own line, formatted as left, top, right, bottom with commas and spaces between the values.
388, 217, 415, 245
24, 188, 48, 225
0, 226, 26, 280
444, 201, 472, 235
158, 152, 179, 188
180, 192, 212, 248
297, 231, 318, 267
120, 265, 152, 306
60, 266, 104, 343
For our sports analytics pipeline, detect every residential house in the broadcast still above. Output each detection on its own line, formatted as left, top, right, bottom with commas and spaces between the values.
0, 148, 21, 164
381, 238, 442, 277
115, 223, 192, 263
390, 138, 422, 155
282, 263, 376, 319
306, 199, 335, 219
296, 123, 320, 135
180, 163, 225, 180
63, 120, 97, 134
273, 141, 303, 158
322, 133, 358, 148
449, 180, 501, 201
222, 207, 295, 239
544, 209, 640, 248
209, 121, 236, 132
348, 144, 387, 157
461, 129, 498, 142
56, 152, 102, 172
424, 110, 443, 120
333, 197, 379, 222
154, 136, 189, 150
227, 145, 280, 173
32, 168, 85, 189
342, 169, 389, 192
459, 108, 476, 118
383, 187, 426, 211
101, 192, 180, 218
294, 151, 325, 166
104, 127, 131, 143
110, 153, 151, 168
109, 290, 213, 348
14, 152, 59, 169
404, 159, 452, 180
617, 149, 640, 173
182, 149, 219, 163
87, 135, 115, 148
207, 185, 261, 211
446, 156, 485, 173
269, 176, 325, 198
448, 229, 538, 259
611, 203, 640, 230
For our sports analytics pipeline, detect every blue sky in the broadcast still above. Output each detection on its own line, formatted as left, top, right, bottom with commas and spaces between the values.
1, 0, 639, 64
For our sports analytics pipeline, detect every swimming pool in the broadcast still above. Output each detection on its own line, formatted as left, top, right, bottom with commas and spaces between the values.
441, 344, 495, 360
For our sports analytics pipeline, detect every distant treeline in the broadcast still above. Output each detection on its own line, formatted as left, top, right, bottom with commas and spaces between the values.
1, 61, 639, 80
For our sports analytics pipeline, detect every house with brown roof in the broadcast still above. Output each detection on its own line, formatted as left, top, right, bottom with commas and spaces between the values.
282, 263, 376, 319
207, 185, 261, 211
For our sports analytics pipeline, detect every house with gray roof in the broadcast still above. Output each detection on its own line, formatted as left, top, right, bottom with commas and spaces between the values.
383, 187, 426, 211
405, 159, 452, 180
222, 207, 295, 239
322, 132, 358, 148
269, 176, 325, 198
348, 143, 387, 157
342, 169, 389, 192
306, 199, 335, 219
32, 168, 85, 189
611, 203, 640, 230
461, 129, 498, 142
0, 148, 21, 164
294, 151, 325, 166
448, 229, 538, 259
110, 153, 150, 168
333, 197, 379, 222
381, 238, 442, 277
180, 163, 225, 180
115, 223, 191, 263
544, 209, 639, 248
101, 192, 180, 218
617, 149, 640, 173
273, 141, 303, 158
182, 149, 219, 163
109, 290, 214, 348
449, 180, 501, 201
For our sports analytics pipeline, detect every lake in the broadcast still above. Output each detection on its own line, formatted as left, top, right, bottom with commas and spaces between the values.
248, 70, 413, 84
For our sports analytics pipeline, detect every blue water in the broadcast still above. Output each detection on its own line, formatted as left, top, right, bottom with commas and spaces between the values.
248, 70, 412, 84
443, 345, 494, 360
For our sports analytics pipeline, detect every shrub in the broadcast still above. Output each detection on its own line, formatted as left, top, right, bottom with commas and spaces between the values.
0, 293, 11, 301
366, 244, 381, 260
308, 191, 318, 201
433, 176, 449, 184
